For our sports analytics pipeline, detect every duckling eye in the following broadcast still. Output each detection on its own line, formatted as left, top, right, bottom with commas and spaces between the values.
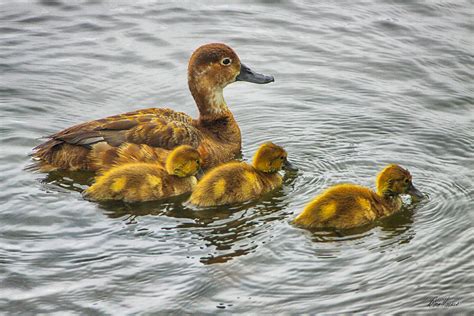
221, 58, 232, 66
404, 178, 409, 184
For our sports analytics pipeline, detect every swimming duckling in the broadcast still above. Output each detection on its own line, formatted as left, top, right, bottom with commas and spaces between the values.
31, 43, 274, 172
293, 164, 423, 229
83, 145, 201, 202
189, 142, 290, 207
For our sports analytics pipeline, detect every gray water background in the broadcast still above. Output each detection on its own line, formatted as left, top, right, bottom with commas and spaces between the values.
1, 0, 473, 314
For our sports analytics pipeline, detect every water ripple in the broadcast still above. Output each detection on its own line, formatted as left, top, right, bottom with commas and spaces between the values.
0, 0, 472, 314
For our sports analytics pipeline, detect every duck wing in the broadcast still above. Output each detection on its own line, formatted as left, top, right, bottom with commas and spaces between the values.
38, 108, 201, 150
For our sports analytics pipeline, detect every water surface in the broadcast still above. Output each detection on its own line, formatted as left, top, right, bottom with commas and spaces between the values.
1, 0, 473, 314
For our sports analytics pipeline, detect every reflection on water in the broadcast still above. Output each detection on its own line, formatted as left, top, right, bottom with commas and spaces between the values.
307, 204, 416, 244
40, 170, 95, 192
1, 0, 473, 314
94, 173, 296, 265
41, 163, 420, 266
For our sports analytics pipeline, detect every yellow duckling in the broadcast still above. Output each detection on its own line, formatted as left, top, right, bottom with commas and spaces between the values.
189, 142, 291, 207
293, 164, 423, 229
83, 145, 201, 202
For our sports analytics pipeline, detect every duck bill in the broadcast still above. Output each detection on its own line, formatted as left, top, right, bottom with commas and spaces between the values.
283, 159, 298, 172
408, 183, 424, 202
196, 167, 205, 179
236, 63, 274, 84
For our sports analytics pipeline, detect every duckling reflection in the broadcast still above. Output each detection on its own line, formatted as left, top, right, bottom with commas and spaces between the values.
94, 181, 293, 265
192, 196, 295, 264
294, 164, 423, 230
83, 145, 201, 202
189, 142, 292, 207
39, 169, 95, 193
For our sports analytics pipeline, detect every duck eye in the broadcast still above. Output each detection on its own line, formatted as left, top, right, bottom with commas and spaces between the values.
404, 178, 409, 184
221, 58, 232, 66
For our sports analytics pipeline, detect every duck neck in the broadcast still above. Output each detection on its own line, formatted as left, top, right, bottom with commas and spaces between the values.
189, 79, 240, 140
377, 190, 403, 214
256, 169, 282, 190
189, 79, 230, 120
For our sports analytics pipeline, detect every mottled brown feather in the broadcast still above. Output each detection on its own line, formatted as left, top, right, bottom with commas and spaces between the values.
33, 108, 204, 171
31, 43, 271, 172
91, 143, 168, 171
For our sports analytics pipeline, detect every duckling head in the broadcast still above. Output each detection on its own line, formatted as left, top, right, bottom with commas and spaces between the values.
165, 145, 202, 177
252, 142, 288, 173
376, 164, 423, 201
188, 43, 274, 116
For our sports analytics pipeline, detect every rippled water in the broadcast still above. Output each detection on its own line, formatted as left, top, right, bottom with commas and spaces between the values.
1, 0, 473, 314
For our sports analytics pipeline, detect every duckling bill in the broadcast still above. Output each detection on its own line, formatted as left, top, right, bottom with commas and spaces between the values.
189, 142, 290, 207
294, 164, 423, 229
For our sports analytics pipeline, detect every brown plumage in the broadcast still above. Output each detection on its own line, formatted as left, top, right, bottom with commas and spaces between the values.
189, 142, 289, 207
90, 142, 169, 171
31, 43, 274, 172
83, 145, 201, 202
293, 164, 423, 229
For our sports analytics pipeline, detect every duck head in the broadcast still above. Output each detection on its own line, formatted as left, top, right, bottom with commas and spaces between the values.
376, 164, 423, 201
188, 43, 274, 117
165, 145, 202, 177
253, 142, 291, 173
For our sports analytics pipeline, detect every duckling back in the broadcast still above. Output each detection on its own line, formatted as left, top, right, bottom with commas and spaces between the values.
293, 184, 386, 229
189, 162, 282, 207
83, 163, 197, 202
90, 142, 168, 171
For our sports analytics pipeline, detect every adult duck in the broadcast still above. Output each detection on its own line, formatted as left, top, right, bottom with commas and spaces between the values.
31, 43, 274, 171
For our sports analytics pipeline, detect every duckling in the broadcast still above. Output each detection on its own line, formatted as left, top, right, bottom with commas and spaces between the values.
31, 43, 274, 172
189, 142, 290, 207
83, 145, 201, 202
293, 164, 423, 229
